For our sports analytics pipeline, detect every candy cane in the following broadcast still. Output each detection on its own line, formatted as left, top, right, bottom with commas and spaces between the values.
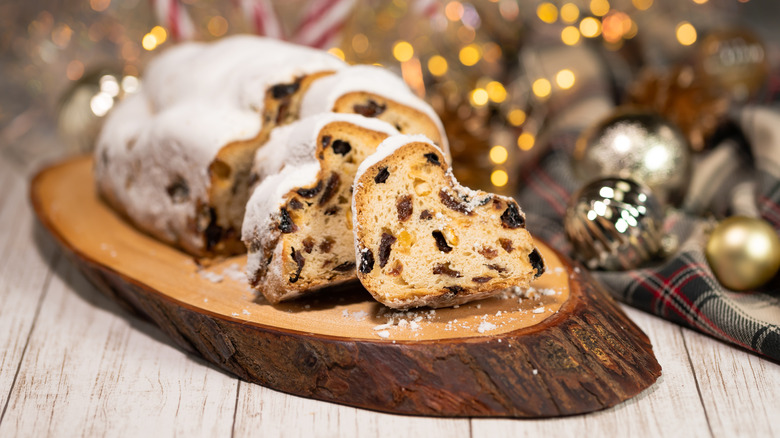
292, 0, 356, 49
153, 0, 195, 40
413, 0, 441, 19
239, 0, 285, 39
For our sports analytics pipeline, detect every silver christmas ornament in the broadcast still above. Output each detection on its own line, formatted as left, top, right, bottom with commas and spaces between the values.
565, 178, 664, 270
573, 110, 691, 205
57, 69, 141, 155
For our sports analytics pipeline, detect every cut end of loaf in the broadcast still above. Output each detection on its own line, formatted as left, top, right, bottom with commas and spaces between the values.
244, 120, 394, 303
353, 137, 544, 309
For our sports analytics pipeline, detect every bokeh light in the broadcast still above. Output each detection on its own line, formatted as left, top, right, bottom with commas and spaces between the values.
507, 109, 526, 126
676, 22, 697, 45
532, 78, 552, 97
352, 34, 369, 53
602, 11, 631, 42
66, 60, 84, 81
445, 1, 465, 21
537, 3, 558, 23
556, 69, 576, 89
207, 16, 228, 37
90, 0, 110, 12
517, 133, 535, 150
486, 81, 507, 103
560, 3, 580, 22
470, 88, 489, 106
427, 55, 448, 76
393, 41, 414, 62
632, 0, 653, 10
150, 26, 167, 44
490, 146, 509, 164
561, 26, 581, 45
491, 169, 509, 187
141, 33, 157, 51
580, 17, 602, 38
590, 0, 610, 16
459, 44, 481, 66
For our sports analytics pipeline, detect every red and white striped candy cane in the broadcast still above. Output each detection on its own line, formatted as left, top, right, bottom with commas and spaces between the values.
292, 0, 356, 49
412, 0, 441, 20
153, 0, 196, 40
238, 0, 285, 39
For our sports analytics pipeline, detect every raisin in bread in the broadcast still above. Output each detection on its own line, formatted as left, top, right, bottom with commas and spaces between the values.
95, 35, 346, 257
242, 114, 399, 303
352, 135, 545, 309
299, 65, 450, 159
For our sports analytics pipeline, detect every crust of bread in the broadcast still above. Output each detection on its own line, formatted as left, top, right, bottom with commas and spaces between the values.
333, 92, 446, 153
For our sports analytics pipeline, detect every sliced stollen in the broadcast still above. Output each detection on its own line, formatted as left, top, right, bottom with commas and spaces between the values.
95, 35, 346, 257
242, 114, 399, 303
299, 65, 450, 159
352, 135, 545, 309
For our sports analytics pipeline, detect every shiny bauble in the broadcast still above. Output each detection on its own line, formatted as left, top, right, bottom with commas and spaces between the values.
565, 178, 664, 270
57, 69, 141, 155
573, 110, 691, 206
705, 216, 780, 291
628, 66, 729, 152
695, 29, 769, 102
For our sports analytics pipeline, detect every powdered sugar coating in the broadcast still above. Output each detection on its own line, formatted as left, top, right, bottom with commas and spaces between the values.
95, 35, 346, 252
299, 65, 450, 157
243, 162, 320, 280
143, 35, 346, 113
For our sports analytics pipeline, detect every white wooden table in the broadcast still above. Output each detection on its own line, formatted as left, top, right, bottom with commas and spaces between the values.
1, 152, 779, 438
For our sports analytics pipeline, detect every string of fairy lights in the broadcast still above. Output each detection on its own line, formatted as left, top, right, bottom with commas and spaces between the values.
311, 0, 731, 190
13, 0, 748, 187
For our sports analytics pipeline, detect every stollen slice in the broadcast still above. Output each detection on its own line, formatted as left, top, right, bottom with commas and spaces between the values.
352, 134, 545, 309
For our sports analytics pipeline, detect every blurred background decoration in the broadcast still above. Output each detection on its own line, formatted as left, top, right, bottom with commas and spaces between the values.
1, 0, 779, 191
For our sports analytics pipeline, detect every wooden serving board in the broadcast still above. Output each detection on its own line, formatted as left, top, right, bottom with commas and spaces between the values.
31, 157, 661, 418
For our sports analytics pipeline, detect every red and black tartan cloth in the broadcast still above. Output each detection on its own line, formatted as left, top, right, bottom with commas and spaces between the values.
517, 105, 780, 362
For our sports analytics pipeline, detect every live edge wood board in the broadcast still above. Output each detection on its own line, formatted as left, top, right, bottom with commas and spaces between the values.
31, 157, 661, 418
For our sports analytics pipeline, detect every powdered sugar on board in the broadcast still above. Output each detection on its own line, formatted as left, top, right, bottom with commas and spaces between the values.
176, 242, 568, 342
196, 262, 247, 284
334, 281, 567, 340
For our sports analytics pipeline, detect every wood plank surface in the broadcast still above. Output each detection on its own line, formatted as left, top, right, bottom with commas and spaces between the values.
0, 160, 58, 418
0, 255, 239, 437
470, 306, 712, 438
682, 327, 780, 438
233, 382, 471, 438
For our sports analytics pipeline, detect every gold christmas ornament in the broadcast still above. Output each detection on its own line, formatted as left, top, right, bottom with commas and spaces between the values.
573, 110, 691, 205
695, 29, 769, 103
705, 216, 780, 291
565, 177, 664, 270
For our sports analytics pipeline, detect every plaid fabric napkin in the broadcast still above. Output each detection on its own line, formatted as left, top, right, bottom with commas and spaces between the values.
517, 104, 780, 362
